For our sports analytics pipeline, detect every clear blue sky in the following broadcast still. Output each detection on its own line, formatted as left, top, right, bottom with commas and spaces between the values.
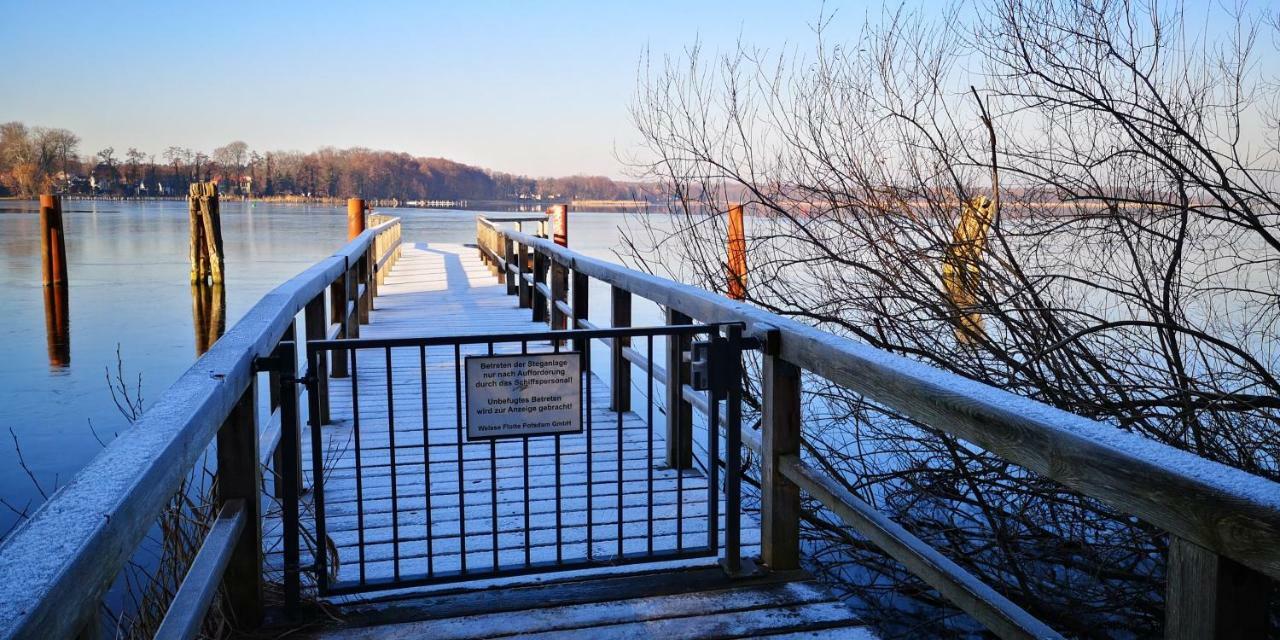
3, 2, 1269, 179
0, 1, 844, 178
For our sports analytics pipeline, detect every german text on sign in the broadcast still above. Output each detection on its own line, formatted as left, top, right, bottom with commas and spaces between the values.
464, 352, 583, 440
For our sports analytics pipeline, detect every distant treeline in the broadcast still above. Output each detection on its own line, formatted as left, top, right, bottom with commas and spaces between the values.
0, 121, 652, 202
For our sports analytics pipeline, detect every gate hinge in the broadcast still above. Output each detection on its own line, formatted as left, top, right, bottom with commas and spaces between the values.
291, 371, 317, 387
252, 354, 288, 373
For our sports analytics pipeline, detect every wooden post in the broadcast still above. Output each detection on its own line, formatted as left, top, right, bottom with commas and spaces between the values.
504, 235, 517, 295
201, 184, 225, 284
347, 261, 361, 337
368, 223, 379, 301
217, 378, 263, 627
188, 188, 206, 283
761, 332, 802, 571
39, 195, 68, 286
610, 286, 632, 412
571, 270, 589, 353
665, 308, 693, 469
272, 337, 303, 610
727, 203, 747, 300
549, 204, 569, 247
532, 249, 549, 323
191, 283, 226, 356
42, 284, 69, 368
348, 198, 366, 241
518, 242, 532, 308
268, 323, 297, 500
40, 195, 70, 368
1166, 536, 1271, 639
486, 227, 501, 282
188, 183, 225, 284
305, 293, 331, 425
329, 268, 349, 378
355, 247, 371, 322
550, 259, 569, 331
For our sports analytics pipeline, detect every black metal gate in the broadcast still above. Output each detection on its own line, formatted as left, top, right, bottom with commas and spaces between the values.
275, 323, 750, 598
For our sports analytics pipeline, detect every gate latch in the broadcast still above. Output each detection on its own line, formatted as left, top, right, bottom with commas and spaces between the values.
688, 338, 731, 395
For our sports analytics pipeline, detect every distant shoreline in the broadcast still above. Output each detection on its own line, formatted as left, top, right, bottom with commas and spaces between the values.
1, 194, 655, 211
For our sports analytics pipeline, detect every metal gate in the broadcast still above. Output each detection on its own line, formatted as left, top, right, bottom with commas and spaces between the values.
274, 323, 751, 598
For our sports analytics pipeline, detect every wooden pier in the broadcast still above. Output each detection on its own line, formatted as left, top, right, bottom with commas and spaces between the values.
0, 211, 1278, 640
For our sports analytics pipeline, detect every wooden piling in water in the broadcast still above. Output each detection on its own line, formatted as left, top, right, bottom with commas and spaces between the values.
549, 204, 569, 247
39, 195, 68, 286
942, 196, 992, 343
726, 203, 747, 300
42, 284, 69, 368
192, 283, 226, 356
188, 182, 225, 284
348, 198, 366, 241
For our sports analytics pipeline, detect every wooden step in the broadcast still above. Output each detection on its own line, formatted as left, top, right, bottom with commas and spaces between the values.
289, 567, 873, 640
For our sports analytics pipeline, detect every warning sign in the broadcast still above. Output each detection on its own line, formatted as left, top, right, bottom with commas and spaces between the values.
464, 352, 582, 440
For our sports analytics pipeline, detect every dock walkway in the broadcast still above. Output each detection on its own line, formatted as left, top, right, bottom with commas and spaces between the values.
265, 241, 872, 639
6, 212, 1275, 640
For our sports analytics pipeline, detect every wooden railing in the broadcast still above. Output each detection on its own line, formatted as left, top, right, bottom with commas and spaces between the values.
476, 215, 1280, 639
0, 215, 402, 640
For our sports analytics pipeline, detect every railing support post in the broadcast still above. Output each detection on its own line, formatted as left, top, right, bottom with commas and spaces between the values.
761, 330, 801, 571
216, 376, 263, 627
359, 250, 372, 324
267, 338, 303, 611
610, 286, 631, 412
532, 249, 549, 323
491, 228, 504, 282
329, 266, 349, 378
268, 322, 296, 499
504, 235, 517, 295
665, 308, 693, 469
1166, 536, 1270, 639
571, 269, 589, 353
347, 262, 361, 337
368, 237, 378, 301
518, 242, 531, 309
550, 259, 569, 331
304, 293, 330, 424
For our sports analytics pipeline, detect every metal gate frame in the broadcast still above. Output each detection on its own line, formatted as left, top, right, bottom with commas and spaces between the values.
275, 323, 754, 599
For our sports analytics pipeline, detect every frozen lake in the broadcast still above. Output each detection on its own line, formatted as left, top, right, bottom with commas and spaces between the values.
0, 200, 671, 536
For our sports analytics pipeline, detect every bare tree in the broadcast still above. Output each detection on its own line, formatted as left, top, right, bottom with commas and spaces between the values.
630, 1, 1279, 636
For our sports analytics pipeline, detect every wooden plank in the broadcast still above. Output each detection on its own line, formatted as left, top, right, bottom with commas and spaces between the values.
622, 346, 666, 385
310, 580, 837, 640
154, 501, 247, 640
781, 454, 1059, 639
329, 567, 803, 627
496, 600, 858, 640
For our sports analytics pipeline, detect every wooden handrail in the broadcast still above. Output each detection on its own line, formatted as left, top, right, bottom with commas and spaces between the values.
481, 216, 1280, 637
780, 455, 1060, 639
153, 500, 248, 640
0, 217, 402, 640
